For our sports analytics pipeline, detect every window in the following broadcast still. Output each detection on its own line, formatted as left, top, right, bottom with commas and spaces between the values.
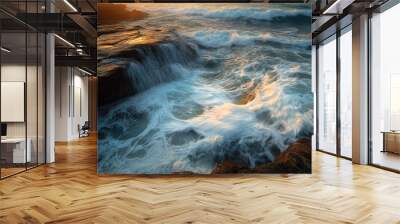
370, 3, 400, 171
339, 27, 352, 158
317, 35, 337, 154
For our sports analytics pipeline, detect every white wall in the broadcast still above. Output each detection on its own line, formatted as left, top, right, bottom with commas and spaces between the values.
55, 66, 70, 141
1, 65, 40, 137
1, 63, 46, 164
72, 73, 89, 138
55, 66, 89, 141
1, 65, 27, 139
1, 64, 25, 81
1, 82, 25, 122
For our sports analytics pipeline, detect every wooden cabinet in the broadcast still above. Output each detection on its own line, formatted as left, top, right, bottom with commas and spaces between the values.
382, 132, 400, 154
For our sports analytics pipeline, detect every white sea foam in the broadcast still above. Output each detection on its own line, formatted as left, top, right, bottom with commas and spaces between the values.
190, 30, 272, 48
98, 62, 313, 174
140, 7, 310, 22
97, 4, 312, 174
190, 8, 309, 21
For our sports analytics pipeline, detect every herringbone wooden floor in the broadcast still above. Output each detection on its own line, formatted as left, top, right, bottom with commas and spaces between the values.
1, 135, 400, 224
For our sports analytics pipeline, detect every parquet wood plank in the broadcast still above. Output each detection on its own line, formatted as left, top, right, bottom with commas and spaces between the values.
0, 135, 399, 223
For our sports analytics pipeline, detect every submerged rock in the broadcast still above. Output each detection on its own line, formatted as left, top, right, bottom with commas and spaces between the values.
98, 24, 199, 106
172, 101, 204, 120
98, 25, 178, 60
212, 138, 311, 174
166, 128, 205, 146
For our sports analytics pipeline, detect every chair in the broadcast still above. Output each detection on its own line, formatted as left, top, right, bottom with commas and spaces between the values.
78, 121, 90, 138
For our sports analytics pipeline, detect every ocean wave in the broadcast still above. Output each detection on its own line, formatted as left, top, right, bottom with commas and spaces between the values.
185, 28, 310, 50
190, 30, 271, 48
124, 40, 199, 93
143, 7, 310, 22
97, 4, 312, 174
97, 63, 313, 174
202, 8, 310, 21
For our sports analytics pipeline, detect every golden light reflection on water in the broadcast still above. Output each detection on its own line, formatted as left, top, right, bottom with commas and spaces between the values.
125, 3, 274, 13
257, 75, 281, 108
193, 103, 236, 129
125, 36, 157, 46
191, 74, 286, 131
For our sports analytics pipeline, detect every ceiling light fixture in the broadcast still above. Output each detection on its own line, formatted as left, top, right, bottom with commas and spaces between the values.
322, 0, 342, 15
76, 48, 87, 56
78, 67, 93, 76
322, 0, 355, 15
54, 34, 75, 48
1, 47, 11, 53
63, 0, 78, 12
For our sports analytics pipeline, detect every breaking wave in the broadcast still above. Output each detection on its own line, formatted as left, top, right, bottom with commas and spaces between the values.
189, 30, 310, 50
191, 30, 272, 48
125, 40, 198, 93
141, 7, 310, 22
98, 4, 312, 174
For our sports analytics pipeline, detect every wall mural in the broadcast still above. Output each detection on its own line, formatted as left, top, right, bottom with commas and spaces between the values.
97, 3, 313, 174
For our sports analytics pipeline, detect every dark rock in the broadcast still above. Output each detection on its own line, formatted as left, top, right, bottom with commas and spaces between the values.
166, 128, 204, 146
98, 65, 135, 106
172, 102, 204, 120
212, 138, 311, 174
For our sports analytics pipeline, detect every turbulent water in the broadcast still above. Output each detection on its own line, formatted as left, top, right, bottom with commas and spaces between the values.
98, 4, 313, 174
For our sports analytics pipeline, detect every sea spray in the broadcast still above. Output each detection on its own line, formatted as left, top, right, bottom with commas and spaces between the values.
98, 3, 312, 174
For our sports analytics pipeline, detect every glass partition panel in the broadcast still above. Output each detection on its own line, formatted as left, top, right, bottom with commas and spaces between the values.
27, 30, 38, 169
371, 3, 400, 171
0, 1, 46, 179
1, 31, 27, 177
317, 36, 337, 154
339, 28, 352, 158
38, 32, 46, 165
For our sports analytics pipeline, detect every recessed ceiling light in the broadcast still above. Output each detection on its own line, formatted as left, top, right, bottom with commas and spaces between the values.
322, 0, 355, 15
63, 0, 78, 12
78, 67, 93, 76
1, 47, 11, 53
54, 34, 75, 48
